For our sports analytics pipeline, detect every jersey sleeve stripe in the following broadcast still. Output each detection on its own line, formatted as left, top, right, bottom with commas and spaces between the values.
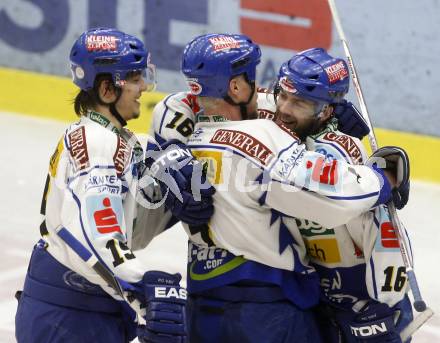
158, 93, 176, 135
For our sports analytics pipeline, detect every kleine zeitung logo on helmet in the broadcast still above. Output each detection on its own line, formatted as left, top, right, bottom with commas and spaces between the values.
279, 77, 298, 94
86, 35, 118, 52
186, 79, 203, 95
209, 36, 241, 52
324, 61, 348, 84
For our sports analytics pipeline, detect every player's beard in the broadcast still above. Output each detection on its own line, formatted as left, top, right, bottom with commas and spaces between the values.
276, 110, 322, 141
294, 117, 322, 141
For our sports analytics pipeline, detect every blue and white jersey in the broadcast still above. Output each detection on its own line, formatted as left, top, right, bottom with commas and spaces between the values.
186, 116, 387, 272
149, 90, 405, 309
41, 111, 151, 299
301, 121, 411, 309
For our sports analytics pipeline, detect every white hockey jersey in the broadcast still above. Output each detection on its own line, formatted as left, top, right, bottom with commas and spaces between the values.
299, 121, 410, 308
186, 116, 388, 272
150, 90, 409, 309
40, 111, 150, 299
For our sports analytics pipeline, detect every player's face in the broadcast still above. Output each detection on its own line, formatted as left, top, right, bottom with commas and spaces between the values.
116, 72, 149, 120
276, 89, 319, 140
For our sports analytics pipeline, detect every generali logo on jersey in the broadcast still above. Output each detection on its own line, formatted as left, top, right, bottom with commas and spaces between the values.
68, 127, 90, 170
210, 129, 274, 165
323, 132, 363, 164
86, 35, 118, 52
325, 61, 348, 84
209, 36, 240, 51
113, 136, 131, 177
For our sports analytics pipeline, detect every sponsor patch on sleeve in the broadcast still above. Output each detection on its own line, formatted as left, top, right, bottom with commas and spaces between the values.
49, 136, 64, 177
68, 127, 90, 171
322, 132, 363, 164
85, 194, 124, 239
113, 136, 132, 177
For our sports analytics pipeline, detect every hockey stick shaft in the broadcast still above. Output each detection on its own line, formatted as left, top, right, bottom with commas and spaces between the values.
56, 227, 145, 320
327, 0, 428, 313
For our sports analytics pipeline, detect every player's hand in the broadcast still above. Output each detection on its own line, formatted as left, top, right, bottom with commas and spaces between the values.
333, 100, 370, 140
348, 302, 402, 343
367, 146, 410, 209
145, 139, 215, 225
137, 271, 187, 343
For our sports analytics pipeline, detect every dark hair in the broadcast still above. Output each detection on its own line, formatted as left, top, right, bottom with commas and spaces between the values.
73, 74, 114, 116
73, 71, 143, 116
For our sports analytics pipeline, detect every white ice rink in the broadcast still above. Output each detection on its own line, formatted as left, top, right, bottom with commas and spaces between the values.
1, 112, 439, 342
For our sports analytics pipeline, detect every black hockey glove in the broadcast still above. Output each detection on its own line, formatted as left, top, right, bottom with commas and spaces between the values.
333, 100, 370, 140
367, 146, 410, 209
145, 139, 215, 226
348, 302, 402, 343
137, 271, 187, 343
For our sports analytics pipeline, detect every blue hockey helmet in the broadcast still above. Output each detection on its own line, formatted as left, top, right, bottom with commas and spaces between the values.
277, 48, 349, 106
181, 33, 261, 98
70, 27, 156, 91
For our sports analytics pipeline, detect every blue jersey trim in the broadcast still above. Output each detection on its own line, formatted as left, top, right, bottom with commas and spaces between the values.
369, 257, 379, 299
158, 93, 176, 135
67, 179, 116, 277
315, 139, 352, 163
326, 191, 379, 200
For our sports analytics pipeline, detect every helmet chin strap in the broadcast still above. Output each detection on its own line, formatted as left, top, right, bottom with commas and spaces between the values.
223, 77, 256, 120
96, 88, 127, 127
109, 103, 127, 127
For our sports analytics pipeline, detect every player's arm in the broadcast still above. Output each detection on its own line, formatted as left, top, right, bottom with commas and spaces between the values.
263, 141, 391, 228
64, 127, 146, 283
348, 206, 411, 307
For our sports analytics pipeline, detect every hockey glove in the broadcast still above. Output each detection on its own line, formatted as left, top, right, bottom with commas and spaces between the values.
367, 146, 410, 209
348, 302, 402, 343
333, 100, 370, 140
145, 139, 215, 226
137, 271, 187, 343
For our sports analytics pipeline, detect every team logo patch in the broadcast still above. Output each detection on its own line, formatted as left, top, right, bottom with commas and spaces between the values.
306, 156, 338, 185
279, 76, 297, 93
186, 79, 203, 95
68, 127, 90, 171
209, 36, 241, 51
86, 35, 118, 52
324, 61, 349, 84
210, 129, 274, 166
113, 136, 131, 177
323, 132, 363, 164
86, 195, 124, 238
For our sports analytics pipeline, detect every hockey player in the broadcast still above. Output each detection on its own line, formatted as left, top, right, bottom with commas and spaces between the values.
272, 48, 413, 343
14, 28, 214, 343
150, 33, 409, 342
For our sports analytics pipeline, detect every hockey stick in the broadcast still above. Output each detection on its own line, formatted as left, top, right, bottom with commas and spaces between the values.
55, 227, 145, 323
326, 0, 434, 336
